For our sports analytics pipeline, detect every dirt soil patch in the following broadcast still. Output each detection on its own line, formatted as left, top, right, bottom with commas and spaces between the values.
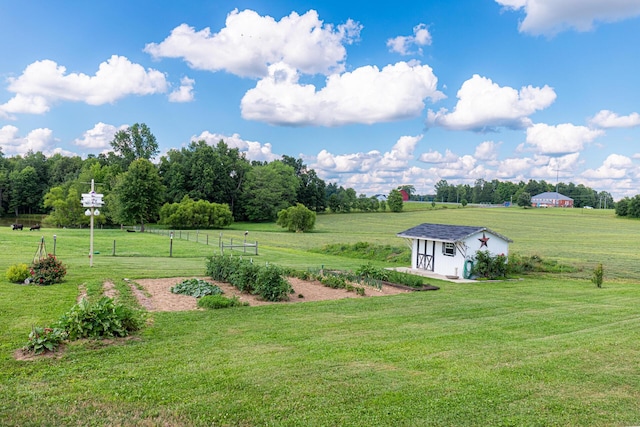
133, 277, 411, 312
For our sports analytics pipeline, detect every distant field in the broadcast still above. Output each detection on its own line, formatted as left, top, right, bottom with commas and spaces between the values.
1, 206, 639, 426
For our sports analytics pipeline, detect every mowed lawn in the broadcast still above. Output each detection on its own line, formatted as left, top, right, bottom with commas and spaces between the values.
1, 206, 639, 426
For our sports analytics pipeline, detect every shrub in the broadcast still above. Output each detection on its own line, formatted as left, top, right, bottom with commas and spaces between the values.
198, 294, 248, 309
276, 203, 316, 232
320, 274, 347, 289
254, 264, 293, 302
206, 255, 242, 283
57, 297, 145, 340
30, 254, 67, 285
23, 326, 68, 355
592, 263, 604, 288
171, 278, 223, 298
472, 250, 508, 279
6, 263, 30, 283
229, 261, 260, 293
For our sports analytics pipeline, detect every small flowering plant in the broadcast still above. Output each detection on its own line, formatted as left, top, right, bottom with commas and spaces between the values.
23, 326, 68, 354
30, 254, 67, 286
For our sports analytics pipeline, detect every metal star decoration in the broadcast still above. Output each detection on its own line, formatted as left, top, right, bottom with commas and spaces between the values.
479, 232, 489, 248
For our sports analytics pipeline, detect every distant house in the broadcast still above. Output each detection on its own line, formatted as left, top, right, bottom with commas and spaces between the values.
531, 191, 573, 208
397, 223, 512, 279
399, 189, 410, 201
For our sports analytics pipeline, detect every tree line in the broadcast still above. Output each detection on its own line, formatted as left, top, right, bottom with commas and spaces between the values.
430, 178, 614, 209
0, 123, 403, 229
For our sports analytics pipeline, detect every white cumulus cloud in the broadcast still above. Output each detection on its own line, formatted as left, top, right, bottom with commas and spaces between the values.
74, 122, 126, 149
474, 140, 501, 161
0, 125, 56, 155
589, 110, 640, 128
496, 0, 640, 36
145, 9, 362, 78
426, 74, 556, 131
169, 77, 195, 103
0, 55, 168, 117
387, 23, 432, 55
241, 61, 444, 126
192, 131, 279, 162
582, 153, 634, 179
526, 123, 604, 154
418, 149, 459, 164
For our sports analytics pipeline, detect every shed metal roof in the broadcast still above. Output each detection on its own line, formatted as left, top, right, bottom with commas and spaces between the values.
397, 223, 513, 243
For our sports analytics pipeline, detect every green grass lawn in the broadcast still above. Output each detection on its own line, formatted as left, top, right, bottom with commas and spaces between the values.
1, 207, 640, 426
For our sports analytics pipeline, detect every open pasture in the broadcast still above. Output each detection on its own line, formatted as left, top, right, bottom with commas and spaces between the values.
1, 206, 639, 426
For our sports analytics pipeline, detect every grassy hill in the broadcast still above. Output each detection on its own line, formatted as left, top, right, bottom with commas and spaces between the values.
1, 206, 639, 426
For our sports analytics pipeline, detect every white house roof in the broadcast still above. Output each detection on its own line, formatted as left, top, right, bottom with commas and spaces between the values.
531, 191, 573, 201
397, 223, 513, 243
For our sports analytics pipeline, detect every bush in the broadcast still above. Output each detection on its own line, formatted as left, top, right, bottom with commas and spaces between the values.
472, 250, 507, 279
30, 254, 66, 285
171, 278, 223, 298
206, 255, 242, 283
30, 254, 67, 285
57, 297, 145, 340
23, 326, 68, 355
198, 294, 248, 309
277, 203, 316, 232
229, 261, 260, 293
6, 263, 30, 283
592, 263, 604, 288
254, 264, 293, 302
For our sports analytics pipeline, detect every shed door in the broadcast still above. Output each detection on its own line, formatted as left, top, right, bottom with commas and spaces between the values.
417, 239, 435, 271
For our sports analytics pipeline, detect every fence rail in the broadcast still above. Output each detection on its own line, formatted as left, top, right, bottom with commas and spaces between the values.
143, 228, 259, 255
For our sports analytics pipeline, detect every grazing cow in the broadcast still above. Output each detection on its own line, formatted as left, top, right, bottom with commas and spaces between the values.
11, 223, 23, 230
30, 224, 41, 231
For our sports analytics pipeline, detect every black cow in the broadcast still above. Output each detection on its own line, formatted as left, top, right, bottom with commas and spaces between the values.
11, 223, 23, 230
30, 224, 41, 231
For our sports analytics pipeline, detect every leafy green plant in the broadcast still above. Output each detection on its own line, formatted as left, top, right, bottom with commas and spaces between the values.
472, 250, 508, 279
276, 203, 316, 232
254, 264, 293, 302
171, 278, 223, 298
206, 255, 242, 283
30, 254, 67, 285
23, 326, 68, 355
592, 263, 604, 288
6, 263, 30, 283
197, 294, 248, 309
57, 297, 145, 340
229, 261, 261, 293
320, 274, 347, 289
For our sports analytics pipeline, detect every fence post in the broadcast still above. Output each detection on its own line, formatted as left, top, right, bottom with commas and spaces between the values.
255, 241, 258, 255
113, 240, 116, 256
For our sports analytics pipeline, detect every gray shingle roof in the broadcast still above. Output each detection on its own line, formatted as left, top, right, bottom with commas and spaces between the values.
397, 223, 513, 243
531, 191, 573, 201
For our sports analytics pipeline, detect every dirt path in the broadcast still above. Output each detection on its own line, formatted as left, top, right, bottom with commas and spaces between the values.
132, 277, 410, 312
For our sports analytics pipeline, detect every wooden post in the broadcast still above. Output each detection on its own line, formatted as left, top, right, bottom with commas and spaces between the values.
113, 240, 116, 256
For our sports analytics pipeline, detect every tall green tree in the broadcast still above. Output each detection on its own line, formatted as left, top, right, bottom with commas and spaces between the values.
110, 123, 159, 169
240, 161, 298, 222
111, 159, 164, 231
387, 189, 403, 212
9, 166, 41, 215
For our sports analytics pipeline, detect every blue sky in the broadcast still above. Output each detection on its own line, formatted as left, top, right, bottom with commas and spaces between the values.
1, 0, 640, 199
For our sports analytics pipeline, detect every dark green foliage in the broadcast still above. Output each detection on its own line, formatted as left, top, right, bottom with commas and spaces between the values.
254, 264, 293, 302
6, 263, 30, 283
197, 294, 248, 309
616, 195, 640, 218
506, 253, 577, 275
159, 196, 233, 229
277, 203, 316, 232
206, 256, 292, 302
311, 242, 410, 264
57, 297, 145, 340
30, 254, 67, 285
170, 278, 223, 298
517, 192, 531, 207
592, 263, 604, 288
355, 263, 424, 287
23, 326, 68, 355
320, 274, 347, 289
387, 189, 403, 212
473, 250, 508, 279
229, 261, 261, 293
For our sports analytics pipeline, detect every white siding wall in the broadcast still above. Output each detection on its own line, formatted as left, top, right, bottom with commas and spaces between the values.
434, 240, 464, 276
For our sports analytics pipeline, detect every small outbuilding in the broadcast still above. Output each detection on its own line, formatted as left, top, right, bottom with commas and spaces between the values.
531, 191, 573, 208
397, 223, 513, 279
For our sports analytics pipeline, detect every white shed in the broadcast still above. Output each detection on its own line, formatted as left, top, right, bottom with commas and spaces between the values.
397, 223, 513, 279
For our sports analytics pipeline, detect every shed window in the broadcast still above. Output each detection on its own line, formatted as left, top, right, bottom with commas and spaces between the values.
443, 242, 455, 256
